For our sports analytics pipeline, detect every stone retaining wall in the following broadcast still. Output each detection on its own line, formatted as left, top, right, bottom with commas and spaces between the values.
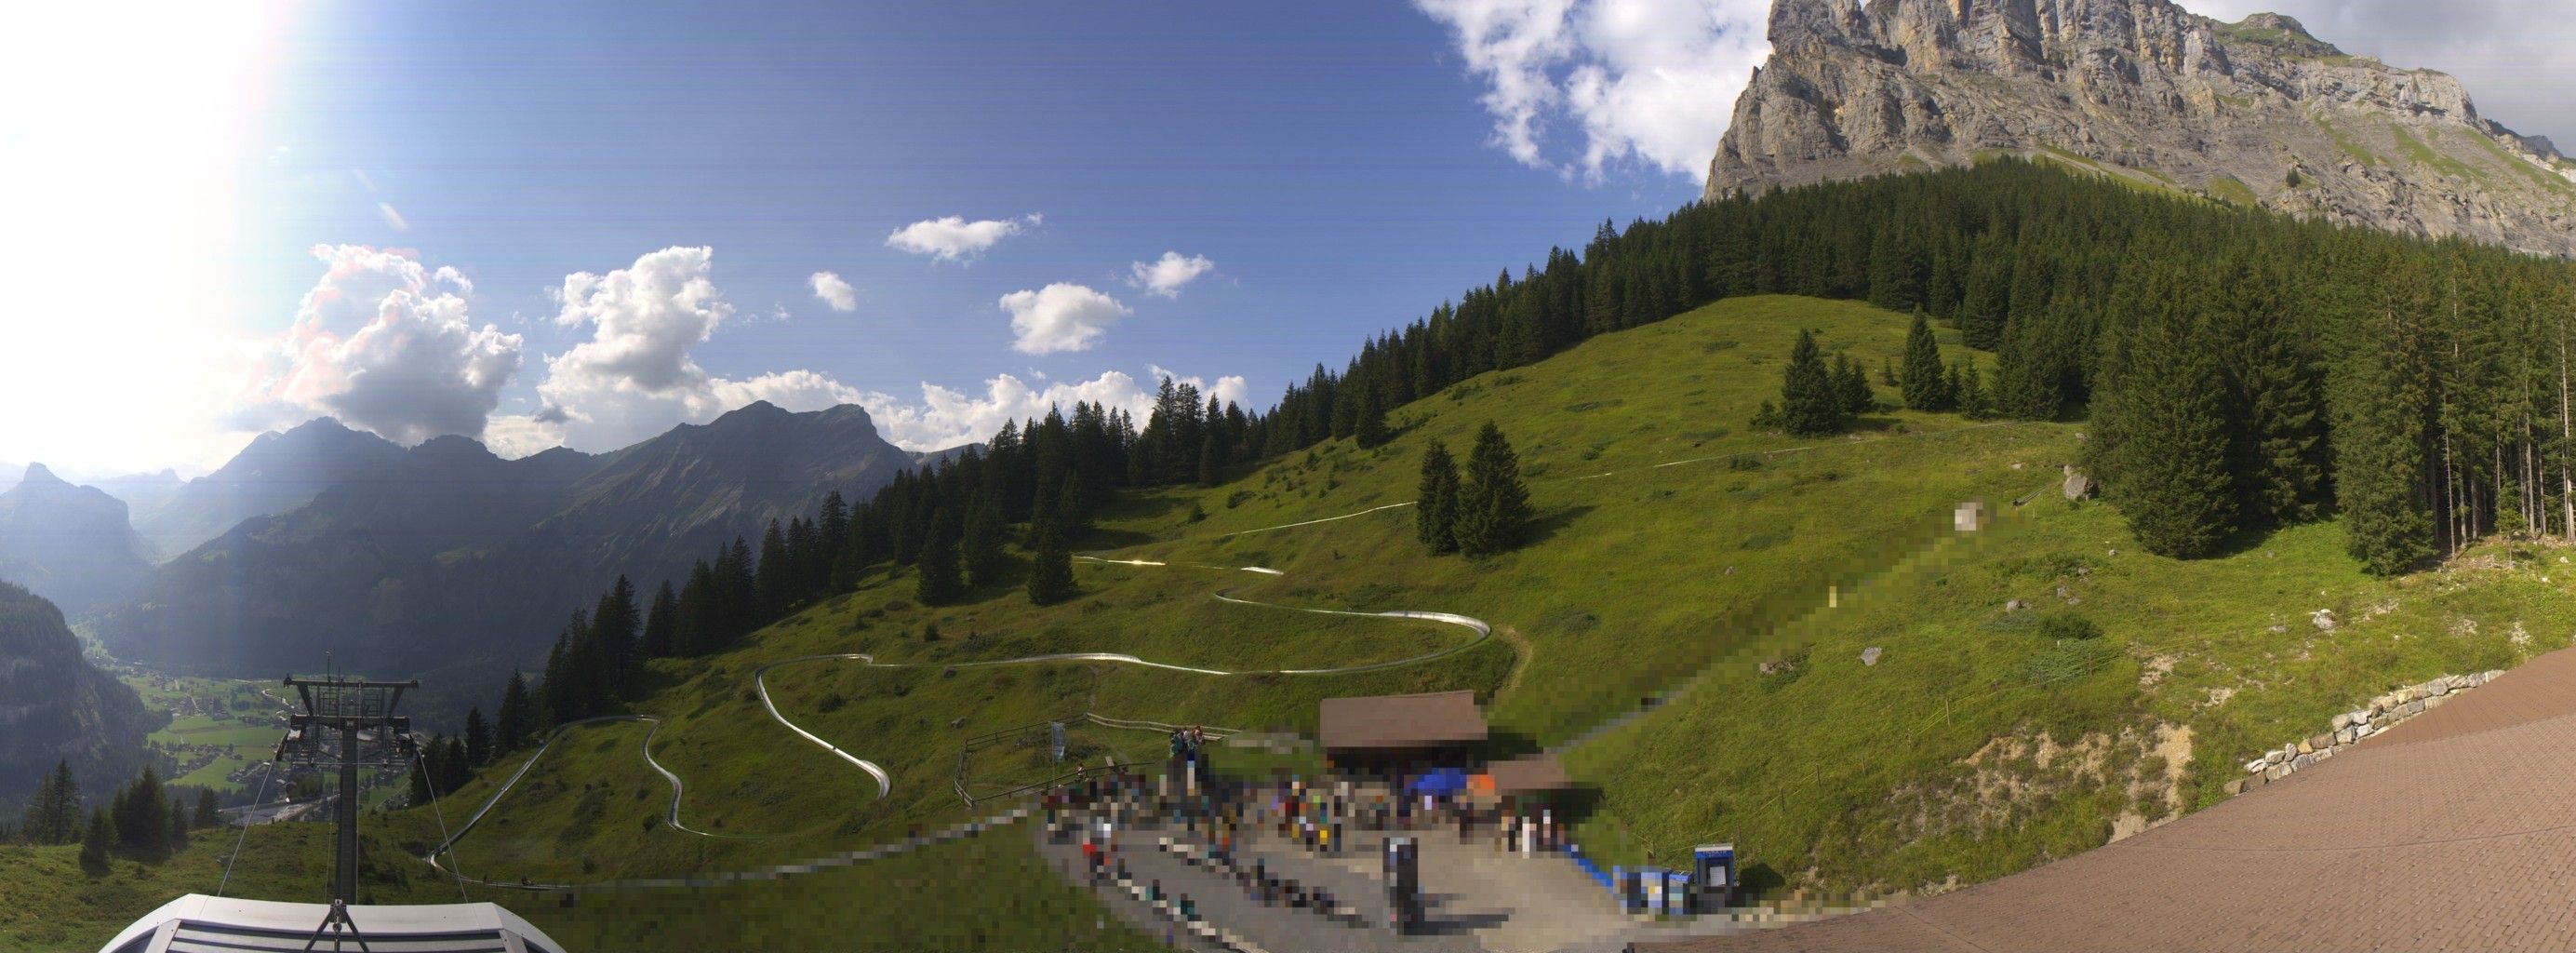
2223, 669, 2506, 796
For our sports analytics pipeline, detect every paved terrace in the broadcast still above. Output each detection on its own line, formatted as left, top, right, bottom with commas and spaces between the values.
1648, 644, 2576, 952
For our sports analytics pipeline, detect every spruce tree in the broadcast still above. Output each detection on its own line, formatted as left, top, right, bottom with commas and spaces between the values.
962, 495, 1008, 587
1197, 434, 1223, 487
1833, 353, 1874, 416
1025, 521, 1077, 605
1780, 329, 1845, 436
1416, 440, 1462, 555
755, 519, 794, 620
1454, 423, 1533, 557
595, 575, 639, 700
439, 736, 472, 794
1355, 389, 1392, 450
641, 582, 677, 659
79, 807, 111, 870
496, 671, 531, 752
113, 767, 167, 855
194, 789, 219, 828
1901, 312, 1953, 411
21, 760, 76, 843
914, 509, 965, 605
2102, 311, 2238, 557
167, 798, 188, 851
464, 707, 491, 767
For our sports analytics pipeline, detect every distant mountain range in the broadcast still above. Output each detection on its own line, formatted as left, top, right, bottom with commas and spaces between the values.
0, 464, 153, 616
125, 417, 410, 558
0, 582, 150, 805
83, 401, 930, 677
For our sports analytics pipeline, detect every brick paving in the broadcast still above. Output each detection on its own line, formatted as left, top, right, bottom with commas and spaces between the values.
1646, 646, 2576, 952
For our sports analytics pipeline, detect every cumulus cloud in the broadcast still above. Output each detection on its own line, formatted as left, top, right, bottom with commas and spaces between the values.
2180, 0, 2576, 143
884, 213, 1042, 262
231, 244, 523, 445
500, 247, 872, 452
857, 368, 1252, 450
548, 245, 731, 394
1000, 283, 1130, 355
1412, 0, 1769, 179
1128, 251, 1216, 298
809, 271, 858, 312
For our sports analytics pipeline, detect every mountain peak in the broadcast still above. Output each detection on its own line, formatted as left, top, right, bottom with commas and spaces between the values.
1711, 0, 2576, 257
20, 463, 62, 485
713, 400, 791, 424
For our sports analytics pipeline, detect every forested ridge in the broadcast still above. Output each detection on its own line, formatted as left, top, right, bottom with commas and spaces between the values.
476, 159, 2576, 751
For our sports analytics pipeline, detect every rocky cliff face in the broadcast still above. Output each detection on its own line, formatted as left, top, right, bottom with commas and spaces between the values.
0, 464, 153, 615
0, 582, 149, 803
1710, 0, 2576, 257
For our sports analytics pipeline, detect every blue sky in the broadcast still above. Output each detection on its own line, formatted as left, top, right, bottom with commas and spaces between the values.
3, 0, 2567, 475
23, 0, 1716, 473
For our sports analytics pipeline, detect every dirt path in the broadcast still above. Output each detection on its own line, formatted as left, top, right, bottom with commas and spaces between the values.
1646, 645, 2576, 952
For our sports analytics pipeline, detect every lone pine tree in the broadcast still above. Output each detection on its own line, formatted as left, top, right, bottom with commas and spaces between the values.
1417, 440, 1462, 555
1455, 423, 1533, 557
1901, 312, 1955, 411
1779, 329, 1847, 436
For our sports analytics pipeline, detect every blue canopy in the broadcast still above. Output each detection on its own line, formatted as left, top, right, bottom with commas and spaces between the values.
1407, 767, 1469, 794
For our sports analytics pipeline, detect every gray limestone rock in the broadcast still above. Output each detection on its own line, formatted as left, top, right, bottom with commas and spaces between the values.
1708, 0, 2576, 257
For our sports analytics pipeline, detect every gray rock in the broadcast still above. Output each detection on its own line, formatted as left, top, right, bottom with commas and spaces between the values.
2245, 758, 2268, 773
2426, 680, 2449, 697
2311, 609, 2337, 632
2308, 732, 2333, 751
2062, 471, 2095, 501
1709, 0, 2576, 258
2402, 700, 2425, 717
2006, 598, 2029, 612
2224, 778, 2248, 796
1861, 647, 1884, 666
2331, 712, 2353, 731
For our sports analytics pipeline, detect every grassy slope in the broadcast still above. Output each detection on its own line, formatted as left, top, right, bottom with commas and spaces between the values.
357, 294, 2035, 941
0, 824, 1160, 953
34, 294, 2571, 946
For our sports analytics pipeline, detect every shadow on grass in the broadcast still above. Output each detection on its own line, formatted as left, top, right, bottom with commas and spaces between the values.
1524, 504, 1598, 548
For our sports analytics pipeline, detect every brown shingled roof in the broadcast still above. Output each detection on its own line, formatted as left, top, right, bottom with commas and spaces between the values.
1485, 754, 1573, 795
1318, 690, 1488, 752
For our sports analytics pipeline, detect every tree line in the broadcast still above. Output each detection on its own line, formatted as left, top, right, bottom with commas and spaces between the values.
12, 760, 219, 871
444, 158, 2576, 787
1456, 158, 2570, 568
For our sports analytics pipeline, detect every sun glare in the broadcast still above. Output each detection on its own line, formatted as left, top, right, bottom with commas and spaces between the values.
0, 2, 294, 475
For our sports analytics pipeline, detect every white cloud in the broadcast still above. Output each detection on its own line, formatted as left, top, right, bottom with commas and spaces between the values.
809, 271, 858, 311
548, 245, 732, 394
231, 244, 523, 445
1412, 0, 1769, 179
497, 247, 877, 453
857, 368, 1252, 450
1000, 283, 1130, 355
884, 213, 1042, 262
1128, 251, 1216, 298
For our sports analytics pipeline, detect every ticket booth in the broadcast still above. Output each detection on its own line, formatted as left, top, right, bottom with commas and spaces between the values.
1692, 842, 1737, 913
